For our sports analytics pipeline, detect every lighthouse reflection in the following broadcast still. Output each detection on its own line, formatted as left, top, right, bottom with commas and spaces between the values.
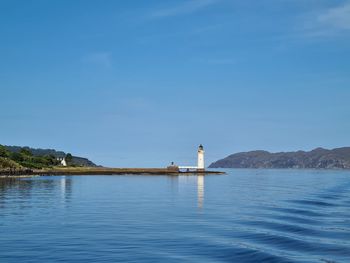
176, 175, 205, 208
61, 176, 66, 199
197, 175, 204, 209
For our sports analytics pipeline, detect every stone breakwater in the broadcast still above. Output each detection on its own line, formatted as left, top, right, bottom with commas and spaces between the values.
1, 167, 224, 177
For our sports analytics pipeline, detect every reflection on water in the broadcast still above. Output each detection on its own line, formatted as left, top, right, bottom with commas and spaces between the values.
60, 176, 72, 205
61, 176, 66, 197
1, 171, 350, 263
197, 175, 204, 208
0, 176, 72, 212
176, 175, 205, 208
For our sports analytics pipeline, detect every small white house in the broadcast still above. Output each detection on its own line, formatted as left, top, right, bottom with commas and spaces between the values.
57, 157, 67, 167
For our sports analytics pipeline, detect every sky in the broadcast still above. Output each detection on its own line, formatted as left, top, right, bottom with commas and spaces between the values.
1, 0, 350, 167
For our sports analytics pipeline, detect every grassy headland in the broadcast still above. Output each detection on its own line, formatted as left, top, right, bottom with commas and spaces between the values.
0, 145, 68, 169
0, 144, 98, 176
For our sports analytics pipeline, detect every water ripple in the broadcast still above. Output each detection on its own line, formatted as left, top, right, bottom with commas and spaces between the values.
0, 170, 350, 262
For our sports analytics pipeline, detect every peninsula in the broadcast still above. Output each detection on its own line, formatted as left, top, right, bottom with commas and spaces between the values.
0, 144, 223, 176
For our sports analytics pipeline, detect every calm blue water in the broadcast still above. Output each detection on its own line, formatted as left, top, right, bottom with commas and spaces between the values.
0, 169, 350, 262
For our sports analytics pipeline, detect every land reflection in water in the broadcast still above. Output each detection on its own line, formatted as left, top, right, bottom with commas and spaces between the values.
0, 176, 72, 211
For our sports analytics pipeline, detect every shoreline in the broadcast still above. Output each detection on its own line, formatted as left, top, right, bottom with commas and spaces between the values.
0, 167, 225, 177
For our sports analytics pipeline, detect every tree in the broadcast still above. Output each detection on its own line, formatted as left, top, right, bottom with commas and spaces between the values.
65, 153, 73, 164
20, 148, 32, 156
0, 145, 9, 158
43, 154, 60, 166
10, 152, 24, 162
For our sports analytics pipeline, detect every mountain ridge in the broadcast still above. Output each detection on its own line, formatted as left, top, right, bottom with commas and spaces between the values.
209, 147, 350, 169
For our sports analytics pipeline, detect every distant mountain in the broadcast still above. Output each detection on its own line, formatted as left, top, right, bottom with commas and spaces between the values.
209, 147, 350, 169
4, 145, 97, 167
5, 146, 67, 158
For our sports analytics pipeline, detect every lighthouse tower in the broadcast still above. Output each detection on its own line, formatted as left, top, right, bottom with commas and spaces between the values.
197, 144, 205, 171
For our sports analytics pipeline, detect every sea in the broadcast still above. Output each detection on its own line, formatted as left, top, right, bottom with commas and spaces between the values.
0, 169, 349, 262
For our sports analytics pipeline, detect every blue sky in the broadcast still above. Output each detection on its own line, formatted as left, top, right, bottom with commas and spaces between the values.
1, 0, 350, 167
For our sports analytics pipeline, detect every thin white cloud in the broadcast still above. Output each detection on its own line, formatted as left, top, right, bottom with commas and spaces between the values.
318, 3, 350, 30
301, 2, 350, 37
149, 0, 220, 18
82, 52, 112, 68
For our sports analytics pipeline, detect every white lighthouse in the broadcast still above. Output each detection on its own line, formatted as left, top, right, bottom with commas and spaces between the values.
197, 144, 205, 171
178, 144, 206, 172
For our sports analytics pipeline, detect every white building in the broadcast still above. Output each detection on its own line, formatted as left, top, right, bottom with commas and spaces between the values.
57, 157, 67, 167
179, 144, 205, 171
197, 144, 205, 170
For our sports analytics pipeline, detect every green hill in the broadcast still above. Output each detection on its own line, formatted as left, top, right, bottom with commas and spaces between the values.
0, 144, 97, 170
